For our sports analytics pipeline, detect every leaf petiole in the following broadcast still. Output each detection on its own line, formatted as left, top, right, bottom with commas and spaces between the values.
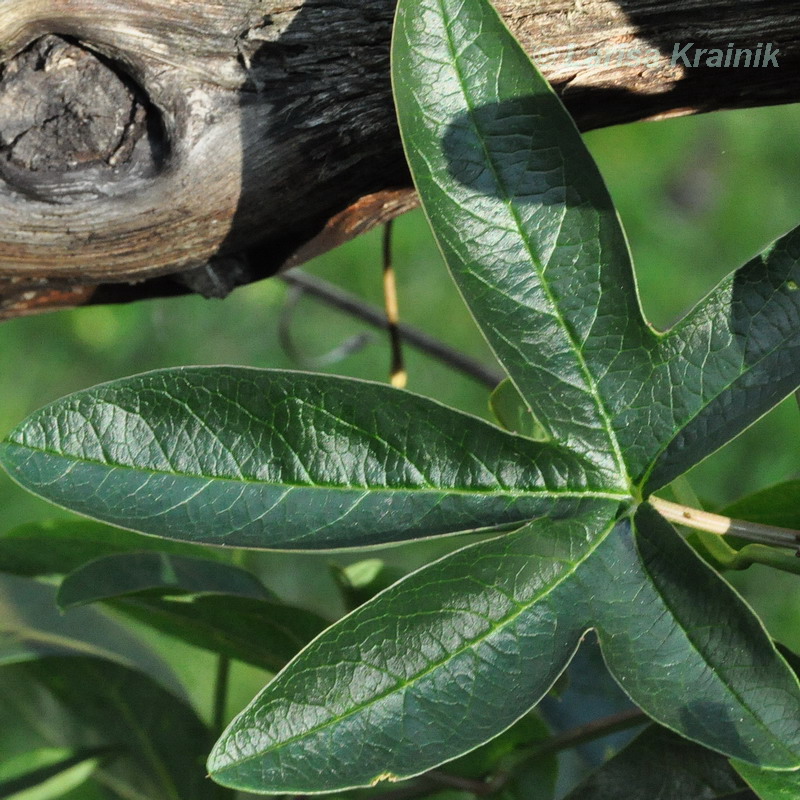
651, 497, 800, 550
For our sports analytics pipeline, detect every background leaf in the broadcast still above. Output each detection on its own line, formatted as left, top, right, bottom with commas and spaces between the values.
0, 748, 106, 800
562, 726, 747, 800
330, 559, 408, 610
0, 656, 214, 800
733, 759, 800, 799
489, 380, 548, 441
721, 481, 800, 529
0, 519, 225, 580
0, 574, 182, 696
109, 594, 329, 672
57, 552, 271, 610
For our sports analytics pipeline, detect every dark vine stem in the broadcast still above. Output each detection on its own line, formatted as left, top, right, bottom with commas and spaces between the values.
280, 271, 504, 389
370, 708, 648, 800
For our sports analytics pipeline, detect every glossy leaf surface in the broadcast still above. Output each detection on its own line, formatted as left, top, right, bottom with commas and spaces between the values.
585, 506, 800, 767
393, 0, 800, 490
393, 0, 651, 472
209, 501, 618, 792
0, 368, 622, 550
643, 233, 800, 490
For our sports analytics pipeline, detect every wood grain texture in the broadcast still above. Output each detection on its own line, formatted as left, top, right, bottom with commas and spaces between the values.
0, 0, 799, 318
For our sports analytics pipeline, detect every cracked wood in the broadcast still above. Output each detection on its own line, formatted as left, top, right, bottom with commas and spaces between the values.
0, 0, 799, 319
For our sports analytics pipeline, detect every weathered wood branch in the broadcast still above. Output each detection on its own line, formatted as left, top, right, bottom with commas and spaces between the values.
1, 0, 799, 319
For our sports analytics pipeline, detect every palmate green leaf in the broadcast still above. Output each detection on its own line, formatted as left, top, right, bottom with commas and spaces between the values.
0, 519, 225, 580
2, 0, 800, 795
562, 726, 746, 800
0, 368, 623, 550
0, 656, 214, 800
208, 502, 800, 793
733, 759, 800, 799
56, 552, 271, 610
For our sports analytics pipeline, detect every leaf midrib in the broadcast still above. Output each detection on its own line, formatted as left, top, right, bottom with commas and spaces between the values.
213, 513, 618, 774
0, 440, 628, 501
433, 0, 628, 481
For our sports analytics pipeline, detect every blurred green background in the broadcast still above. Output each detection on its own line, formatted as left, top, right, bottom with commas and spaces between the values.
2, 102, 800, 715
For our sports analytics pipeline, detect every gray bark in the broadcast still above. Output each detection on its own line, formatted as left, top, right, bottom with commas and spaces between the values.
1, 0, 798, 318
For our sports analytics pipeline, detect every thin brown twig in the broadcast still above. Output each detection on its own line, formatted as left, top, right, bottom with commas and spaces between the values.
370, 708, 648, 800
510, 708, 647, 762
280, 271, 504, 388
